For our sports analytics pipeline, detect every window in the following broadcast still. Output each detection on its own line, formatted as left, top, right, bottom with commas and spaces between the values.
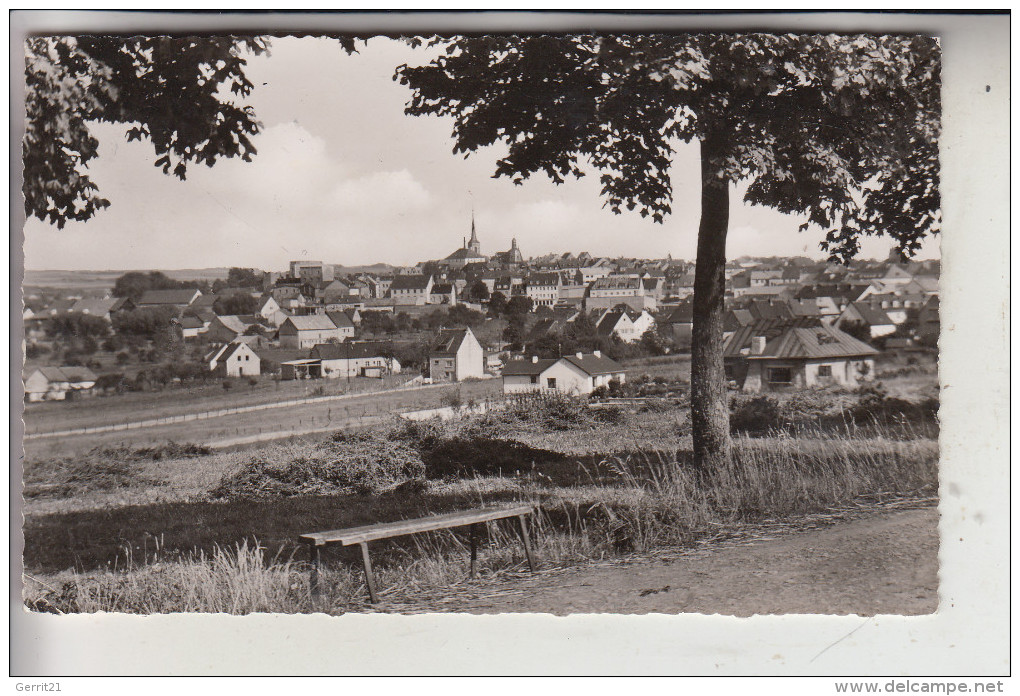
547, 377, 557, 389
530, 375, 539, 384
768, 367, 792, 384
817, 365, 832, 377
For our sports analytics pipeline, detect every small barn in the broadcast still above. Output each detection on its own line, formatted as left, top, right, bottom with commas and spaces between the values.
24, 366, 97, 402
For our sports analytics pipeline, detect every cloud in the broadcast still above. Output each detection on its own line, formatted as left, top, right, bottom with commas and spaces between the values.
330, 169, 431, 212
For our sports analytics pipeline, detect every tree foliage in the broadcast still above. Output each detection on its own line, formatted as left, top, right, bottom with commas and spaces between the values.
396, 34, 940, 261
112, 270, 202, 302
213, 293, 260, 316
24, 35, 270, 228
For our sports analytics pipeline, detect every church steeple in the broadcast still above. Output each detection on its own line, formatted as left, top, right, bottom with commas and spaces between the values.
468, 210, 481, 254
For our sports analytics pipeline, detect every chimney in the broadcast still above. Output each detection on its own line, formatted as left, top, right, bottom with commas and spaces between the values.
576, 351, 584, 360
531, 355, 538, 363
593, 350, 602, 358
751, 336, 767, 355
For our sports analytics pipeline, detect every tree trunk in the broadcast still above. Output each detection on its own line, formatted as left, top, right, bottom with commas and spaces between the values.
690, 134, 731, 469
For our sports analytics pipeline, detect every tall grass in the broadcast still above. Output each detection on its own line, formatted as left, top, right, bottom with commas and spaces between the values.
27, 431, 937, 615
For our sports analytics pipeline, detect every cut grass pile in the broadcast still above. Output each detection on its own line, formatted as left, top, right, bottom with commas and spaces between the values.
23, 442, 211, 499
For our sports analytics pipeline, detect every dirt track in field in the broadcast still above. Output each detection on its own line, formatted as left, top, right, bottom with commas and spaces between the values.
389, 506, 939, 616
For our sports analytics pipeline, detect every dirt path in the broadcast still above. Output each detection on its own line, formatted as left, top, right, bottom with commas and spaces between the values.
394, 506, 939, 616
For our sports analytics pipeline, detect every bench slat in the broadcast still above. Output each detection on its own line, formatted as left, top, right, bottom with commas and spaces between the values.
299, 505, 535, 546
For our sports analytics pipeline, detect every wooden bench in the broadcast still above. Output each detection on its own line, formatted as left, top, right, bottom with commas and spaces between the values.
299, 505, 537, 603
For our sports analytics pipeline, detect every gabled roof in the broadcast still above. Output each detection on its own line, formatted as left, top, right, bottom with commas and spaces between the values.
209, 341, 255, 365
754, 325, 878, 360
390, 274, 433, 291
502, 357, 558, 376
70, 297, 126, 316
561, 353, 625, 376
527, 272, 561, 286
662, 302, 694, 324
445, 247, 486, 261
325, 311, 355, 329
591, 275, 642, 290
595, 310, 629, 335
845, 302, 894, 326
137, 289, 201, 306
748, 300, 795, 321
430, 328, 472, 356
32, 365, 97, 383
723, 318, 825, 358
310, 342, 387, 360
283, 314, 338, 331
432, 283, 455, 294
788, 299, 822, 317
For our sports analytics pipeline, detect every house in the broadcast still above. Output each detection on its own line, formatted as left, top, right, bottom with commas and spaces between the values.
389, 274, 434, 306
587, 275, 656, 312
595, 306, 655, 343
723, 323, 878, 393
277, 315, 344, 349
177, 315, 206, 339
256, 294, 287, 326
204, 315, 266, 344
310, 342, 401, 379
917, 295, 940, 343
324, 311, 357, 340
837, 302, 897, 339
525, 272, 561, 308
660, 302, 694, 348
502, 351, 626, 395
428, 327, 485, 382
136, 288, 202, 308
429, 282, 457, 306
24, 366, 97, 402
207, 341, 261, 377
70, 296, 134, 320
289, 260, 335, 283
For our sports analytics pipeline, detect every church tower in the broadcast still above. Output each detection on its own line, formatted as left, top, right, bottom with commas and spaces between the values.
468, 212, 481, 254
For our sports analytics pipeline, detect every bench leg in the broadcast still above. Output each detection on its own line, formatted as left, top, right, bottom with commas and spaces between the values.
308, 543, 321, 604
359, 542, 379, 604
516, 514, 537, 574
469, 523, 480, 578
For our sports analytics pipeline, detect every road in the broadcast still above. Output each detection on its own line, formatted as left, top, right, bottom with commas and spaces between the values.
388, 505, 939, 616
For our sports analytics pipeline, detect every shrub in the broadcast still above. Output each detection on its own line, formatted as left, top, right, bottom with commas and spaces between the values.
211, 431, 425, 498
729, 395, 784, 435
222, 380, 233, 391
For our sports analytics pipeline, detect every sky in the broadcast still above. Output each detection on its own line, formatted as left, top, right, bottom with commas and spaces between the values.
22, 36, 941, 272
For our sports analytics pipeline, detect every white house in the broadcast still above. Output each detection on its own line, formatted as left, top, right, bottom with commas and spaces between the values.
310, 342, 401, 379
502, 351, 626, 395
389, 274, 434, 305
595, 306, 656, 343
207, 341, 261, 377
24, 366, 97, 402
525, 272, 561, 308
428, 327, 485, 382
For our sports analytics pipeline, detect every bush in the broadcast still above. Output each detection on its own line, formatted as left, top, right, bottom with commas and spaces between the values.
211, 431, 426, 498
222, 380, 233, 391
729, 395, 784, 436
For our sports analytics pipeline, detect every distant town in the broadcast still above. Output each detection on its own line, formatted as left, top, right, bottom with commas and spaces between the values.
22, 218, 939, 403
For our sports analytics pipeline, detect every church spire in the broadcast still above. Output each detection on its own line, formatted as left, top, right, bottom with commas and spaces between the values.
468, 208, 480, 254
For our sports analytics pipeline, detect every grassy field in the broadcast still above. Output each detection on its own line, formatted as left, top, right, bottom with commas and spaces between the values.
21, 366, 939, 614
23, 373, 429, 433
23, 379, 504, 459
